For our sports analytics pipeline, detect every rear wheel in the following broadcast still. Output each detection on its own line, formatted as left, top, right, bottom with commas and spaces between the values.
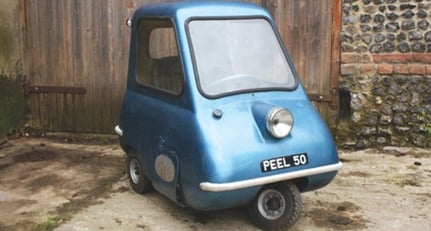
248, 182, 302, 231
126, 150, 152, 194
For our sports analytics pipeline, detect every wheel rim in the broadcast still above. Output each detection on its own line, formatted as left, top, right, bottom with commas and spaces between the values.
257, 189, 286, 220
129, 158, 141, 185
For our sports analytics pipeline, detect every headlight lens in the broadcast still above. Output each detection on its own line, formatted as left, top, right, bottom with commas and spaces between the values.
266, 108, 293, 138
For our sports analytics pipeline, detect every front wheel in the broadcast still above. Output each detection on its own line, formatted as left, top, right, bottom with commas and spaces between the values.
248, 182, 302, 231
126, 150, 152, 194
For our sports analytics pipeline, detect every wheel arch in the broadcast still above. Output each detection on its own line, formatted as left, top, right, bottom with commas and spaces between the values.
291, 177, 309, 192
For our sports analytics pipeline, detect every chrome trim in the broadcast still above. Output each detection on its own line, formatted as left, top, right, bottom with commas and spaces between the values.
266, 107, 293, 139
200, 162, 342, 192
115, 125, 123, 136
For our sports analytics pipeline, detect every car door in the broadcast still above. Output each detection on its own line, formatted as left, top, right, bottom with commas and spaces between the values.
127, 18, 187, 202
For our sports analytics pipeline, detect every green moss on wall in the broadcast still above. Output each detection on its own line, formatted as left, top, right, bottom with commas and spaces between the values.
0, 75, 25, 136
0, 26, 10, 65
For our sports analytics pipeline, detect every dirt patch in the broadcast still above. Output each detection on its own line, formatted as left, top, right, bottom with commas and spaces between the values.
1, 138, 431, 231
0, 137, 124, 231
297, 147, 431, 230
13, 149, 58, 162
306, 201, 367, 230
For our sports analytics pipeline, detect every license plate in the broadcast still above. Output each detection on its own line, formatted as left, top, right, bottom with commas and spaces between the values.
261, 153, 308, 172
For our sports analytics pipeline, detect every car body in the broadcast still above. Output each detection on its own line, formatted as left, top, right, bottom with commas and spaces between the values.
116, 1, 341, 230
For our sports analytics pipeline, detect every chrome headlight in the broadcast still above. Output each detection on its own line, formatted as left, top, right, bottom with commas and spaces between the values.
266, 107, 294, 138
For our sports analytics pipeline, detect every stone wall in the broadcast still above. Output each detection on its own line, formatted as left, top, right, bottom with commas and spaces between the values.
339, 0, 431, 148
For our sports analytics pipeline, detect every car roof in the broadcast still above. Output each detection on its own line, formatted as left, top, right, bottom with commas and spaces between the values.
132, 0, 271, 20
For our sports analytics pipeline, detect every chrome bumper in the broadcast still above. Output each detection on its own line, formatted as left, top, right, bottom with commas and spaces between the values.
200, 161, 342, 192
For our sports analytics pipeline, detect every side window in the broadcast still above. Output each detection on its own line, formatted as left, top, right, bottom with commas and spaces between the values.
136, 19, 183, 94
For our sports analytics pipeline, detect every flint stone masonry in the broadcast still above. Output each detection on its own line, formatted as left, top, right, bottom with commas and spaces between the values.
341, 0, 431, 54
339, 0, 431, 148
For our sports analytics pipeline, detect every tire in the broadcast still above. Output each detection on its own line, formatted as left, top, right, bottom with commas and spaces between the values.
248, 182, 302, 231
126, 150, 153, 194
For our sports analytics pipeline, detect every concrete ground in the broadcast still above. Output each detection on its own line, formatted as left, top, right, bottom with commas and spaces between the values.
0, 137, 430, 231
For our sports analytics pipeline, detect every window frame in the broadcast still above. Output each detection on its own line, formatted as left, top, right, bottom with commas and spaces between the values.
135, 18, 185, 96
186, 16, 299, 99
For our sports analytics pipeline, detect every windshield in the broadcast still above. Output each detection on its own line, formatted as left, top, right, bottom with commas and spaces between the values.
188, 18, 296, 97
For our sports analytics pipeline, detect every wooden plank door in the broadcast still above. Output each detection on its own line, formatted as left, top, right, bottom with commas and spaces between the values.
21, 0, 340, 133
21, 0, 135, 133
252, 0, 341, 129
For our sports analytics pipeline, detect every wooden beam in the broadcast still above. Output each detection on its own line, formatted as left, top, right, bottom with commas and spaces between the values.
330, 0, 342, 111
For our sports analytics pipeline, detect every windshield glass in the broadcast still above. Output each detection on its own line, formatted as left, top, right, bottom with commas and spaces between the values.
188, 19, 296, 97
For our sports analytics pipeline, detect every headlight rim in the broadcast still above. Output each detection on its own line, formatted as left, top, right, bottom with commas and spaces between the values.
265, 107, 294, 139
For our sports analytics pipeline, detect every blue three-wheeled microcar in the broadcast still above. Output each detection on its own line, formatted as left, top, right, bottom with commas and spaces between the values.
115, 1, 342, 230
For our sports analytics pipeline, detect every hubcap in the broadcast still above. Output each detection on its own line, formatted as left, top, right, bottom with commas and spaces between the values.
257, 189, 286, 220
129, 158, 141, 184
